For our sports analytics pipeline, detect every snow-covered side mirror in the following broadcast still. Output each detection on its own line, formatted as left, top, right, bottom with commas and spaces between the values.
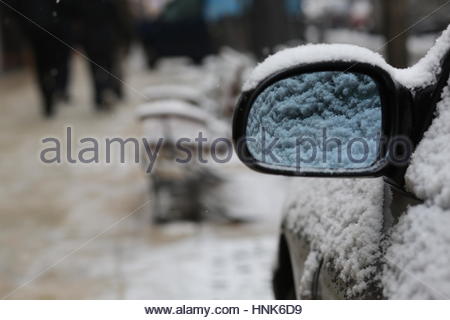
233, 60, 415, 183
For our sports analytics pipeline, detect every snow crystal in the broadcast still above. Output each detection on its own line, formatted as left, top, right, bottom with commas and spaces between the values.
246, 71, 381, 169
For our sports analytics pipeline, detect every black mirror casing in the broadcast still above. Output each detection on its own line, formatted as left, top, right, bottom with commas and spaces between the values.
233, 61, 415, 187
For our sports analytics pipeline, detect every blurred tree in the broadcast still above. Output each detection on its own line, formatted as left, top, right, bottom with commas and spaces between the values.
382, 0, 409, 68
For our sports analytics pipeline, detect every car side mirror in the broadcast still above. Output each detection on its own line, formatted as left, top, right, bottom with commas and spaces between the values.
233, 61, 414, 182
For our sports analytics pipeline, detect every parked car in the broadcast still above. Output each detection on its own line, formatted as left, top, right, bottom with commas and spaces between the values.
232, 25, 450, 299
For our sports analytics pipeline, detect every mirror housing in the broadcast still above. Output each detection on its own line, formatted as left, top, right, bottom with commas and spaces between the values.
233, 61, 415, 185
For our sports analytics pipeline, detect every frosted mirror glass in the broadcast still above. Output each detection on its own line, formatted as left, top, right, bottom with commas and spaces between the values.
246, 71, 382, 171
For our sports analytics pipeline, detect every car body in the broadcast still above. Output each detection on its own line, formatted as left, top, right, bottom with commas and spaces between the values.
233, 26, 450, 299
273, 179, 422, 299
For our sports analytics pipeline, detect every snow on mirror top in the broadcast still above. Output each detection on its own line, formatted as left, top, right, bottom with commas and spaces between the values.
246, 71, 382, 171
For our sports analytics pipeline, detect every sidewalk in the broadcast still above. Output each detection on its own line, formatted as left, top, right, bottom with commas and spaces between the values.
0, 52, 286, 299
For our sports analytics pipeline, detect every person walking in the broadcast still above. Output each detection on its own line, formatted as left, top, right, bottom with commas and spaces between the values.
5, 0, 72, 117
65, 0, 132, 110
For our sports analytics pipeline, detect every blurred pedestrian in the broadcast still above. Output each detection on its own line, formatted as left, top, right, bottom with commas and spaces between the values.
65, 0, 132, 110
5, 0, 72, 117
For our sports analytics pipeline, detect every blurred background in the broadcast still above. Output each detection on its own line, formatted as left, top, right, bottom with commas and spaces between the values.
0, 0, 448, 299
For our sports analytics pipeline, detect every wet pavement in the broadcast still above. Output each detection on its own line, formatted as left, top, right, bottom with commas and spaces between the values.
0, 53, 288, 299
